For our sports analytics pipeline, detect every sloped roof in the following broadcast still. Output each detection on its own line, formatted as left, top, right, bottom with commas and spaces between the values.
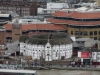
47, 18, 100, 26
52, 11, 69, 17
76, 38, 92, 42
3, 23, 67, 31
47, 18, 68, 24
52, 11, 100, 19
19, 33, 72, 45
73, 42, 79, 47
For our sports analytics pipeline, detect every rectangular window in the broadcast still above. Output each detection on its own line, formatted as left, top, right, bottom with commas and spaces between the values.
98, 36, 100, 40
90, 37, 93, 38
80, 31, 82, 35
94, 37, 97, 40
90, 31, 93, 36
71, 31, 73, 35
84, 31, 88, 36
75, 31, 79, 35
76, 37, 79, 38
75, 31, 82, 36
15, 34, 20, 35
99, 31, 100, 35
94, 31, 97, 35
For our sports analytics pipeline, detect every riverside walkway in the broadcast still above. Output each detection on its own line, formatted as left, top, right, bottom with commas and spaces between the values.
24, 65, 100, 71
1, 64, 100, 71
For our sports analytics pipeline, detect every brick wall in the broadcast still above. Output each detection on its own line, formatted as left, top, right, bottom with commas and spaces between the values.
0, 31, 6, 45
12, 29, 22, 42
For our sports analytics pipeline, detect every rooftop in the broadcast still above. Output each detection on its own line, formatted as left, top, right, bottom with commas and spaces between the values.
47, 18, 100, 26
4, 23, 67, 31
52, 10, 100, 19
19, 33, 72, 45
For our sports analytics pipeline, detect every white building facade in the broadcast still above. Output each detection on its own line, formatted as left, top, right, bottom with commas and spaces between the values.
20, 41, 72, 61
47, 2, 69, 9
38, 2, 69, 14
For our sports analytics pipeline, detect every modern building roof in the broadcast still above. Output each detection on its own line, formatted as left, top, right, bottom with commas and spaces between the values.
3, 23, 67, 31
48, 18, 100, 26
52, 11, 100, 19
47, 9, 100, 26
47, 18, 68, 24
52, 11, 68, 17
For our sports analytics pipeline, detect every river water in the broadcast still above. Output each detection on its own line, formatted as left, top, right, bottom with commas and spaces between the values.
37, 70, 100, 75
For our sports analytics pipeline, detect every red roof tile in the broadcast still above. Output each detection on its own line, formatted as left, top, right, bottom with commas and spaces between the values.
47, 18, 68, 24
53, 11, 100, 19
47, 18, 100, 26
53, 11, 70, 17
67, 20, 100, 26
71, 12, 100, 19
3, 23, 67, 31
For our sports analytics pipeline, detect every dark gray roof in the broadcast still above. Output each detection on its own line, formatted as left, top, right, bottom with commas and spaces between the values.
73, 42, 79, 47
22, 16, 44, 21
76, 38, 92, 42
19, 33, 72, 45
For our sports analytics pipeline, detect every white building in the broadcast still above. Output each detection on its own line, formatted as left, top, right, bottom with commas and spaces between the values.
38, 2, 69, 18
47, 2, 69, 9
20, 33, 73, 61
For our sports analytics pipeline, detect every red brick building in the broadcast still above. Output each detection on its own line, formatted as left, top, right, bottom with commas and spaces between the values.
0, 27, 6, 45
0, 26, 6, 55
0, 0, 37, 16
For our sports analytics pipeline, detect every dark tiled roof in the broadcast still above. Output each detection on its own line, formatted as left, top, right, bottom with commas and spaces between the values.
19, 33, 72, 45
